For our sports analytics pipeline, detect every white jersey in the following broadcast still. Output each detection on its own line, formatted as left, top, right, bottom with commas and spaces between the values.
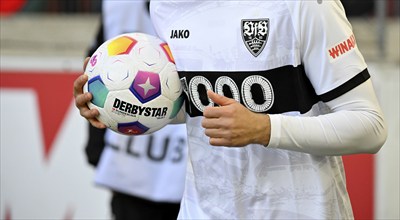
150, 1, 385, 219
95, 124, 188, 202
95, 0, 187, 203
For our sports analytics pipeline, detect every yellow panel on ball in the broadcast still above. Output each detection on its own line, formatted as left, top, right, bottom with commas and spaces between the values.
107, 36, 137, 56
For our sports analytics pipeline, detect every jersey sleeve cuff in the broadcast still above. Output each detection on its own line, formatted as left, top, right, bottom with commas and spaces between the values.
266, 114, 281, 148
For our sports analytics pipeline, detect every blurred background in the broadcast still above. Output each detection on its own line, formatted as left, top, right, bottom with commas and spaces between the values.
0, 0, 399, 219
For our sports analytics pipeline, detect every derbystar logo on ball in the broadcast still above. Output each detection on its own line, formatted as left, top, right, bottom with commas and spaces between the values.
112, 97, 168, 118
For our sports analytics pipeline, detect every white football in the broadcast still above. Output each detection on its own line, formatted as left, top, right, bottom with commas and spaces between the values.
84, 33, 183, 135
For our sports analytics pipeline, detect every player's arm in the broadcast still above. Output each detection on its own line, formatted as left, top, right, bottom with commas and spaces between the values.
73, 57, 107, 129
267, 78, 387, 155
203, 77, 387, 155
266, 1, 388, 155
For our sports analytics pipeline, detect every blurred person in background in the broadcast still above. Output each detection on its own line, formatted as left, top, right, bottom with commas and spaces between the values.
84, 1, 188, 220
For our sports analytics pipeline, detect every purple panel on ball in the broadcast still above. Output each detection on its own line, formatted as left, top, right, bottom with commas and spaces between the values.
118, 121, 149, 135
130, 71, 161, 103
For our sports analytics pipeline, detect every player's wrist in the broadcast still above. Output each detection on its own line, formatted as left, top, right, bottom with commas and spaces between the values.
254, 114, 271, 146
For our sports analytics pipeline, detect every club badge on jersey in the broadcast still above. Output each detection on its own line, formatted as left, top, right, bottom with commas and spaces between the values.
241, 18, 270, 57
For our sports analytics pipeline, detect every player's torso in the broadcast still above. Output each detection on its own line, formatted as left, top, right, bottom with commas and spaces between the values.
151, 1, 352, 218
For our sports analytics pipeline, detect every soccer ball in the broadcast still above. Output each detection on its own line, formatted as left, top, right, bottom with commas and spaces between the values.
83, 33, 184, 135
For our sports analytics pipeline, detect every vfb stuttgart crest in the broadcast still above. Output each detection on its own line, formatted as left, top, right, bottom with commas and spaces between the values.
241, 19, 269, 57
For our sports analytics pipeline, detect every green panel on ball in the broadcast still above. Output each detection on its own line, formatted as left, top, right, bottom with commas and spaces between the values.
88, 76, 109, 108
169, 95, 184, 119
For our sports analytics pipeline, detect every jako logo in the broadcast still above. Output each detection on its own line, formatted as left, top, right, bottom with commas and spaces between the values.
170, 29, 190, 39
328, 34, 357, 61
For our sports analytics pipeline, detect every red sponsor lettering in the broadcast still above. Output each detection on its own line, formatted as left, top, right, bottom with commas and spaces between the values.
328, 34, 356, 60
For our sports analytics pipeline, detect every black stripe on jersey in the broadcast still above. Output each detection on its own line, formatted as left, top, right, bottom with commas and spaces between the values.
178, 66, 370, 117
319, 68, 370, 102
179, 65, 319, 116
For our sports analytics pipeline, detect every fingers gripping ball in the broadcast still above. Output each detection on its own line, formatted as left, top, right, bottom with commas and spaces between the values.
84, 33, 184, 135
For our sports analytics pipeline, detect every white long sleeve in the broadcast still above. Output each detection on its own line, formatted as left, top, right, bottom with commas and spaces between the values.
268, 79, 387, 156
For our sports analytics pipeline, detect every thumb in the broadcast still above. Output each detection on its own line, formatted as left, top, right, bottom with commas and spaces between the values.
207, 90, 236, 106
